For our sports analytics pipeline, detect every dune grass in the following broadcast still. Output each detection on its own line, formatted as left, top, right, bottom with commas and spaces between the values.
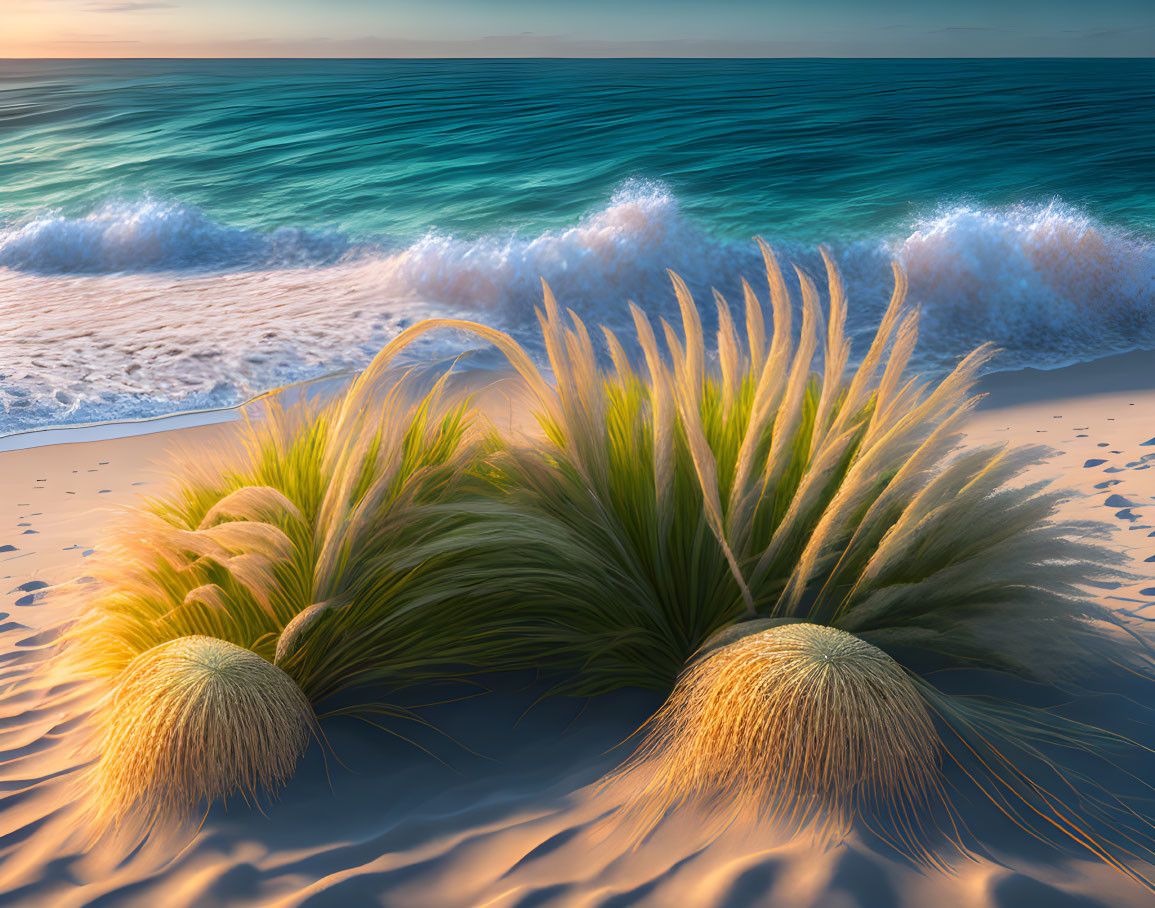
347, 242, 1154, 884
62, 239, 1155, 883
70, 367, 525, 699
604, 619, 1155, 881
88, 636, 313, 832
386, 241, 1134, 695
68, 364, 536, 828
605, 623, 942, 848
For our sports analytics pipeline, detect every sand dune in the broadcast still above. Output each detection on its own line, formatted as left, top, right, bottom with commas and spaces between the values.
1, 351, 1153, 907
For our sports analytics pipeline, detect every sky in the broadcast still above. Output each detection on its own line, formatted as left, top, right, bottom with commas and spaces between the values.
2, 0, 1152, 58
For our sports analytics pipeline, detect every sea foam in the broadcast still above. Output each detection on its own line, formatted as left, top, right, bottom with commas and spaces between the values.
0, 197, 356, 273
1, 185, 1151, 433
899, 202, 1154, 370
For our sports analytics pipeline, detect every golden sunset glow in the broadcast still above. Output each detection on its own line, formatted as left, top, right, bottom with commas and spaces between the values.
3, 0, 1152, 58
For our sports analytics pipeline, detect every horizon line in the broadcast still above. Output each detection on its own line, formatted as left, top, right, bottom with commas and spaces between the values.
3, 55, 1153, 61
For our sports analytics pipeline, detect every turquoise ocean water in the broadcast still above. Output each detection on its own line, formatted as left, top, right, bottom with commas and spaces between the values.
1, 59, 1152, 432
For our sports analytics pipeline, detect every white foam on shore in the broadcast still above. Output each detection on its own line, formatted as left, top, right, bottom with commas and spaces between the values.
2, 185, 1151, 432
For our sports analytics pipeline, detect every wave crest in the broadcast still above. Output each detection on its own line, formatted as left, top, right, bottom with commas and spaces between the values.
367, 182, 739, 323
1, 187, 1152, 433
0, 197, 355, 273
898, 202, 1154, 369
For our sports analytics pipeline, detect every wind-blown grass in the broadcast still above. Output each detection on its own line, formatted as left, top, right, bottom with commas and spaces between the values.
395, 241, 1134, 694
61, 238, 1154, 883
70, 368, 523, 696
345, 241, 1154, 885
68, 365, 531, 828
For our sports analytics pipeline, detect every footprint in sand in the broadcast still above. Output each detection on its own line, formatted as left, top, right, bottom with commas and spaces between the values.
1084, 459, 1107, 467
1105, 494, 1139, 508
14, 581, 48, 593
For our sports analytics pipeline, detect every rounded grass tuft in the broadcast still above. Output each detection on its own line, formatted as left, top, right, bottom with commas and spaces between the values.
88, 636, 313, 830
606, 623, 940, 845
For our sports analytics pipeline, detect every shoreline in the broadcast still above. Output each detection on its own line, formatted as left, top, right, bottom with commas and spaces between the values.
4, 346, 1151, 454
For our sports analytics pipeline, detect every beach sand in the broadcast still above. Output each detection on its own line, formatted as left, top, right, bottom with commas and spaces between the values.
0, 352, 1152, 907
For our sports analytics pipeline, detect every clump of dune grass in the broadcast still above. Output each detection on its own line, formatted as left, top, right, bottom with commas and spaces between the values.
68, 364, 531, 830
608, 623, 941, 845
88, 636, 313, 832
610, 616, 1155, 885
352, 242, 1154, 885
70, 365, 525, 698
379, 242, 1134, 693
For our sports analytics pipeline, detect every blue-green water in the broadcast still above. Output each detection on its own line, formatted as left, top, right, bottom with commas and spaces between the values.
1, 59, 1152, 431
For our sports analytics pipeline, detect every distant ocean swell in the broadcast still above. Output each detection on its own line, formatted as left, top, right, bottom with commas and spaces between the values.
1, 184, 1152, 433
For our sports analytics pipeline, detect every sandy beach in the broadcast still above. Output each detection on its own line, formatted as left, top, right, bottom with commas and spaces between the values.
0, 350, 1153, 908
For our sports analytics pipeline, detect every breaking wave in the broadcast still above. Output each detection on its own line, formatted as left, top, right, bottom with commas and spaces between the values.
1, 184, 1152, 433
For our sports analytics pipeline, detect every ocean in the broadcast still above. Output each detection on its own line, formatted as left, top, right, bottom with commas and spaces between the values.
1, 58, 1152, 433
